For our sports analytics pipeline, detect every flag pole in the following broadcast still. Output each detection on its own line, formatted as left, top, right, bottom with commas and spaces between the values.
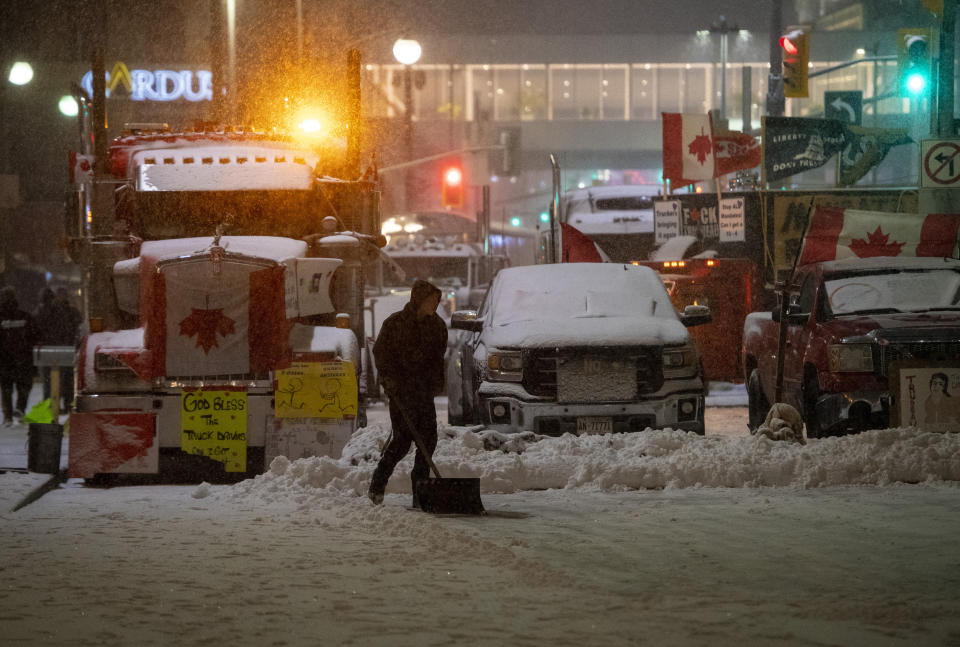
760, 116, 768, 190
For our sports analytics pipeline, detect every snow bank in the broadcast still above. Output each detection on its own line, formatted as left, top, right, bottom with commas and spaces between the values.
204, 424, 960, 507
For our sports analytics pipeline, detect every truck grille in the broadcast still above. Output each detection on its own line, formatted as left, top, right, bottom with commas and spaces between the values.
523, 347, 663, 400
879, 341, 960, 377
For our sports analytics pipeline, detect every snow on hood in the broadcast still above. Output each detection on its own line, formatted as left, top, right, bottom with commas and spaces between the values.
201, 424, 960, 504
483, 315, 689, 348
482, 263, 686, 346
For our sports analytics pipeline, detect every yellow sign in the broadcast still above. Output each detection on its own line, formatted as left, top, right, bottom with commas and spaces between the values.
180, 389, 247, 472
275, 361, 358, 419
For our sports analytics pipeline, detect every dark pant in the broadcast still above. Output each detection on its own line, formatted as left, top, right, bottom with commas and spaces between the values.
369, 394, 438, 500
1, 372, 33, 421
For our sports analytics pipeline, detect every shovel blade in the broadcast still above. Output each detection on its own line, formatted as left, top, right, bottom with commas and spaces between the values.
415, 477, 485, 515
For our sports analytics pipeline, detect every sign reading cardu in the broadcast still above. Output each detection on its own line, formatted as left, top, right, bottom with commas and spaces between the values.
181, 388, 247, 472
654, 200, 681, 243
719, 198, 746, 242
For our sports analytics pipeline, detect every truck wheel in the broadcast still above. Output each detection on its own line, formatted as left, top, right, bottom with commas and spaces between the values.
747, 369, 770, 432
803, 374, 824, 439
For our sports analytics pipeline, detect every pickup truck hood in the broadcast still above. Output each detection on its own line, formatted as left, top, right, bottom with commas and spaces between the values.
830, 311, 960, 339
483, 315, 690, 349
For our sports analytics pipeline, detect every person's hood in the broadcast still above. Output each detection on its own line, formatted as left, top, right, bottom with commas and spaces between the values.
410, 279, 441, 310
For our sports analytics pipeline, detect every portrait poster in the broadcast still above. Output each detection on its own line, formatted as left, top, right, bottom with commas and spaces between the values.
890, 361, 960, 432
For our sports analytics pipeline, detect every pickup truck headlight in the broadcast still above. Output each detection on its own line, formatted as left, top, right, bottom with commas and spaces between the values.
487, 350, 523, 382
663, 344, 695, 369
828, 343, 874, 373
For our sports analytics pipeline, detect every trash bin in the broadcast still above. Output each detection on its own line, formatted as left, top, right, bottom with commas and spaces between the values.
28, 423, 64, 474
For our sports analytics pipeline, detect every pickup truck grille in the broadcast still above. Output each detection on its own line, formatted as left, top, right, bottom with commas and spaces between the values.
523, 347, 663, 400
879, 341, 960, 376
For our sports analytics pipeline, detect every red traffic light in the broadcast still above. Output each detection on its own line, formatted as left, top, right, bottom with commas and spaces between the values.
441, 165, 463, 209
444, 166, 462, 187
780, 36, 798, 55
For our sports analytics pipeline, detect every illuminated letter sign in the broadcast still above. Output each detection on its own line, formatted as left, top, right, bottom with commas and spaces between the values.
81, 61, 213, 102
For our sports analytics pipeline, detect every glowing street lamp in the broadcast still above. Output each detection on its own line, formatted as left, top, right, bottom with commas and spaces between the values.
8, 61, 34, 86
394, 38, 422, 209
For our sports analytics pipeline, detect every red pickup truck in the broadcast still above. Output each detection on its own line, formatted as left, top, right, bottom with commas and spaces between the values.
742, 256, 960, 437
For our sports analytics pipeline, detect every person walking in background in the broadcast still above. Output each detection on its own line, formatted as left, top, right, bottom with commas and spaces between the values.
367, 279, 447, 507
0, 287, 39, 426
34, 287, 82, 412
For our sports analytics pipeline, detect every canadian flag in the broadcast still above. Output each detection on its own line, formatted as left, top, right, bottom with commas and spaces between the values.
714, 130, 761, 176
662, 113, 716, 182
798, 206, 960, 266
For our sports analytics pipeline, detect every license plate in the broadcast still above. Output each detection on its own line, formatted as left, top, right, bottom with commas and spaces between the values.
577, 416, 613, 435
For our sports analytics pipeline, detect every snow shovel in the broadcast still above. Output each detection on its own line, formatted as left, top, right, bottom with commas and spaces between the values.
390, 394, 485, 515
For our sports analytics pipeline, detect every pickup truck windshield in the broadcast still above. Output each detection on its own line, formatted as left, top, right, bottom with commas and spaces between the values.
824, 268, 960, 316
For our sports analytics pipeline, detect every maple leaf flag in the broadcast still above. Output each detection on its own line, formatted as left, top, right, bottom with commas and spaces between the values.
662, 113, 716, 183
798, 207, 960, 266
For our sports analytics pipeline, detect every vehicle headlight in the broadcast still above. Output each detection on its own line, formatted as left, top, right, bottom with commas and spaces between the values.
487, 350, 523, 382
828, 343, 874, 372
662, 344, 695, 369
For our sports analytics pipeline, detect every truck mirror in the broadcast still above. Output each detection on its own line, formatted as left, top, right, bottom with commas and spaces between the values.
680, 304, 712, 328
285, 257, 343, 318
450, 310, 483, 332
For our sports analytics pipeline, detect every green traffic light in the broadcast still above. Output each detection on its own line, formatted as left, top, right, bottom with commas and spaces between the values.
905, 71, 927, 95
539, 211, 549, 222
510, 217, 522, 227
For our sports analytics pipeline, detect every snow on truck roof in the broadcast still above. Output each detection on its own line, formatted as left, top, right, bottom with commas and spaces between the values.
132, 143, 319, 192
139, 236, 308, 264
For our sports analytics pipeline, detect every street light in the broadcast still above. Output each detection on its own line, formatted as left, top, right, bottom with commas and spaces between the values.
8, 61, 34, 86
393, 38, 421, 209
709, 15, 740, 127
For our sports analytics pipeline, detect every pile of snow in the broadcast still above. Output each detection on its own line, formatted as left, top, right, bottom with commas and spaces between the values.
201, 422, 960, 507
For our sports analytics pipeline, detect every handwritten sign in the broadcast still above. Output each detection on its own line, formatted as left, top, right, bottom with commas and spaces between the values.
654, 200, 681, 243
275, 361, 358, 419
719, 198, 745, 242
180, 388, 247, 472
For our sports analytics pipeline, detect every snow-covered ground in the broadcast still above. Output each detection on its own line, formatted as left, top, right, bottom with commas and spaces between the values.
2, 383, 960, 645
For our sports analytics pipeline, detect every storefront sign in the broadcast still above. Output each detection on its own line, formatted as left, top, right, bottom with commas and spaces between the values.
181, 388, 247, 472
81, 61, 213, 102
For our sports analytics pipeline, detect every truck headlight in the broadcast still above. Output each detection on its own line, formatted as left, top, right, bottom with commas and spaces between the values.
828, 344, 873, 373
663, 345, 695, 369
487, 350, 523, 382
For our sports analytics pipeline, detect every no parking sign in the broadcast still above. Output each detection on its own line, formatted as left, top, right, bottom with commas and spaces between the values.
921, 139, 960, 187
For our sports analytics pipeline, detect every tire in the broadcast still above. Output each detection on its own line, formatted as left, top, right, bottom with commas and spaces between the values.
803, 372, 825, 439
747, 369, 770, 432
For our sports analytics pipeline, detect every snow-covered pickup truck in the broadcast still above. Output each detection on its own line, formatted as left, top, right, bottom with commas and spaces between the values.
742, 256, 960, 437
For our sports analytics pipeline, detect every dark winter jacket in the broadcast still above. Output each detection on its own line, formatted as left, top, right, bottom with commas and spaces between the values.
35, 296, 82, 346
0, 290, 40, 378
373, 280, 448, 399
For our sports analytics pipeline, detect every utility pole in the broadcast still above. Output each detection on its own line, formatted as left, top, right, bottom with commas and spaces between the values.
766, 0, 784, 118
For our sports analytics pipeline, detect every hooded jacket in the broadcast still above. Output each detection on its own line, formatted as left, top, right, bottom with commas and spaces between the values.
373, 279, 448, 398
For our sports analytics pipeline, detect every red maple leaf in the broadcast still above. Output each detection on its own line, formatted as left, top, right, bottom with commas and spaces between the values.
687, 128, 713, 165
179, 308, 236, 353
848, 226, 905, 258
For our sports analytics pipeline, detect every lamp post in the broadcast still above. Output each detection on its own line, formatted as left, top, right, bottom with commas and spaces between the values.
709, 15, 740, 129
393, 38, 421, 210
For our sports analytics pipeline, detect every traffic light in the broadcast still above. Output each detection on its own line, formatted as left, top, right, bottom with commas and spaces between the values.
780, 27, 809, 98
441, 164, 463, 209
898, 28, 932, 99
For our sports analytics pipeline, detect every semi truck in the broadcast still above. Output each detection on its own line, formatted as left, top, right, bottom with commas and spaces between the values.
64, 124, 383, 483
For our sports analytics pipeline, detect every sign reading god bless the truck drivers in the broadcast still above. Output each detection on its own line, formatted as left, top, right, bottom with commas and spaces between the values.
181, 387, 247, 472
